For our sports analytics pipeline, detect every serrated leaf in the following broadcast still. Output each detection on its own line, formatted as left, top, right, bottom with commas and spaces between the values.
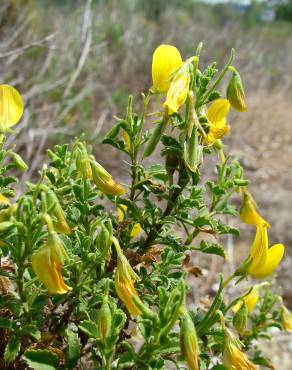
200, 240, 227, 259
78, 320, 99, 339
4, 336, 21, 364
66, 325, 81, 369
22, 349, 59, 370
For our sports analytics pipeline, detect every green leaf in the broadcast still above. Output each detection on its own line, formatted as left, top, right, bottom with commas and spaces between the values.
4, 336, 21, 364
66, 325, 81, 369
79, 320, 99, 339
0, 317, 15, 330
200, 240, 227, 259
21, 324, 41, 340
22, 349, 59, 370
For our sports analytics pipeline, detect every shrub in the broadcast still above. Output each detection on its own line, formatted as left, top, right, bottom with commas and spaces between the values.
0, 44, 291, 369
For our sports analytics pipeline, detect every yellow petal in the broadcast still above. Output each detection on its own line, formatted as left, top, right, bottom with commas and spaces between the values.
205, 119, 230, 144
233, 287, 259, 314
152, 45, 183, 94
282, 306, 292, 331
0, 85, 24, 128
0, 194, 10, 205
164, 72, 190, 114
248, 225, 268, 275
240, 191, 269, 227
130, 223, 142, 238
117, 204, 127, 222
32, 245, 71, 294
207, 99, 230, 124
250, 243, 284, 279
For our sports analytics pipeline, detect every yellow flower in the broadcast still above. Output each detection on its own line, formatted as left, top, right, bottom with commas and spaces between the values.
247, 225, 284, 279
0, 194, 9, 205
152, 44, 183, 94
32, 232, 71, 294
223, 328, 256, 370
0, 85, 24, 129
240, 191, 269, 227
164, 70, 190, 114
90, 160, 125, 196
180, 309, 199, 370
117, 204, 142, 238
281, 305, 292, 331
205, 99, 231, 144
112, 237, 142, 316
233, 285, 262, 314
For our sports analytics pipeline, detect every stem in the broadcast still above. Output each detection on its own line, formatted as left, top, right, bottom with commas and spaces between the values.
197, 48, 235, 107
142, 166, 188, 250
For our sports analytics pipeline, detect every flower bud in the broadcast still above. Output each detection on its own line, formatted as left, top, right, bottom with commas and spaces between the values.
11, 153, 28, 171
45, 189, 71, 234
280, 303, 292, 331
0, 221, 14, 232
97, 300, 112, 343
90, 160, 125, 196
227, 67, 247, 112
112, 237, 142, 316
180, 310, 199, 370
233, 302, 248, 335
240, 190, 269, 227
75, 147, 92, 179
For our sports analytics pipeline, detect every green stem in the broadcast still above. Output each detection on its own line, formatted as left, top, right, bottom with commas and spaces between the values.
197, 48, 235, 107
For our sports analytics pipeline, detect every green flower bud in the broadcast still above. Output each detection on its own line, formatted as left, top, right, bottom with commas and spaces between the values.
227, 66, 247, 112
0, 221, 15, 232
180, 309, 199, 370
233, 302, 248, 335
11, 153, 28, 171
97, 301, 112, 343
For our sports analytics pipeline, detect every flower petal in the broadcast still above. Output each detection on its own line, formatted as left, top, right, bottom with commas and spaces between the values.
250, 243, 285, 279
0, 85, 24, 128
207, 99, 230, 123
152, 45, 182, 94
248, 225, 268, 275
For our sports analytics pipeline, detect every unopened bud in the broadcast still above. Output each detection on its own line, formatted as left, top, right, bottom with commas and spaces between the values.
45, 189, 71, 234
240, 190, 269, 227
180, 309, 199, 370
233, 302, 248, 335
97, 300, 112, 343
75, 147, 92, 179
0, 221, 14, 232
90, 160, 125, 196
11, 153, 28, 171
227, 66, 247, 112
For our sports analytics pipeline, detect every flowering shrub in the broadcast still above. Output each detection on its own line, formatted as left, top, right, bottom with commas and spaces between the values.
0, 44, 291, 370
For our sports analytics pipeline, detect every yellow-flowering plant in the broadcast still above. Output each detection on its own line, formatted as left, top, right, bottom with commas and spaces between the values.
0, 44, 289, 370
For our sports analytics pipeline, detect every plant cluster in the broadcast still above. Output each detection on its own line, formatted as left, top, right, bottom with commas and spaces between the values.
0, 44, 291, 370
